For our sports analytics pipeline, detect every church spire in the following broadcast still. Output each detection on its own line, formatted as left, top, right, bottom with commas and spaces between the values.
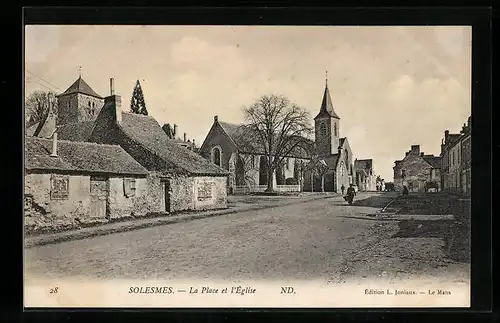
314, 72, 340, 120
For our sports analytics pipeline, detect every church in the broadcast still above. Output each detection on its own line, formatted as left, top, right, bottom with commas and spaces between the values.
304, 78, 354, 192
200, 77, 355, 194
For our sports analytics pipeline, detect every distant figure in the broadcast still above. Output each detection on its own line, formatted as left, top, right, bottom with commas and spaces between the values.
341, 184, 345, 195
345, 184, 356, 205
402, 185, 409, 196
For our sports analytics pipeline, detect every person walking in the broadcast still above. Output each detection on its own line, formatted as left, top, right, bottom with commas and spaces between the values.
345, 184, 356, 205
341, 184, 345, 195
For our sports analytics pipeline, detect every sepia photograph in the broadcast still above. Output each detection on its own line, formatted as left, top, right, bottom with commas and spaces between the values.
24, 24, 472, 308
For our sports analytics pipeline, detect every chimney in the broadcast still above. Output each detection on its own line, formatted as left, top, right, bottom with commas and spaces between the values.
405, 152, 409, 157
192, 139, 196, 148
411, 145, 420, 155
214, 115, 218, 123
173, 124, 178, 138
184, 132, 187, 142
105, 93, 122, 124
50, 132, 58, 157
445, 130, 449, 143
110, 78, 115, 95
467, 116, 471, 131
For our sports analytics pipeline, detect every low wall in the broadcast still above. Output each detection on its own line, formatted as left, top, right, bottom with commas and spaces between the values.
170, 175, 227, 212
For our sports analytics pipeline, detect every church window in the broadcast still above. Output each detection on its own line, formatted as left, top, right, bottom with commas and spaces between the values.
212, 147, 222, 167
88, 101, 91, 108
334, 123, 337, 136
320, 122, 327, 136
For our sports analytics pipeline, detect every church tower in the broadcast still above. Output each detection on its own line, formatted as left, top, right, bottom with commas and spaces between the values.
56, 73, 104, 126
314, 72, 340, 156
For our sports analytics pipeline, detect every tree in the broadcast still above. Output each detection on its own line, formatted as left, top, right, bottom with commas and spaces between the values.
243, 94, 313, 192
25, 90, 57, 137
130, 80, 148, 115
304, 154, 329, 193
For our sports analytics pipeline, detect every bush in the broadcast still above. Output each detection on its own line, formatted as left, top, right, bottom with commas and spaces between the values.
285, 177, 298, 185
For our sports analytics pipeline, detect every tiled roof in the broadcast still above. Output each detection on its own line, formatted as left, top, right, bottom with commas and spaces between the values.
315, 85, 340, 120
25, 115, 57, 139
57, 121, 96, 142
217, 120, 312, 158
119, 112, 228, 176
25, 136, 148, 176
58, 77, 103, 99
354, 159, 373, 172
423, 155, 442, 169
323, 154, 339, 170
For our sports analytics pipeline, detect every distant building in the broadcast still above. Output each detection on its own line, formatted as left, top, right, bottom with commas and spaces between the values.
26, 76, 105, 138
24, 135, 148, 234
354, 159, 377, 191
393, 145, 441, 193
162, 123, 197, 151
440, 116, 471, 196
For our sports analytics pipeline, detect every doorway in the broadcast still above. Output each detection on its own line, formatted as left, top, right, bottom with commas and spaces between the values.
163, 179, 171, 213
90, 176, 109, 219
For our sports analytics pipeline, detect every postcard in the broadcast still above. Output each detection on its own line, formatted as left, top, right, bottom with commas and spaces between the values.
24, 25, 471, 308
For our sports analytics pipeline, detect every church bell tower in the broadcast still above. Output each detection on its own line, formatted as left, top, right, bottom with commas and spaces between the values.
314, 72, 340, 156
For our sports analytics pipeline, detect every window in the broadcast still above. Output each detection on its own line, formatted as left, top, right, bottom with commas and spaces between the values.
286, 158, 290, 170
50, 175, 69, 200
333, 123, 337, 136
251, 155, 255, 169
123, 179, 137, 198
401, 169, 406, 178
212, 147, 221, 167
88, 101, 91, 107
198, 182, 213, 200
320, 122, 327, 136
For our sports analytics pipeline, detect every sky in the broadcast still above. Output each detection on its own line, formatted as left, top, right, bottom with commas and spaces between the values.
24, 25, 471, 181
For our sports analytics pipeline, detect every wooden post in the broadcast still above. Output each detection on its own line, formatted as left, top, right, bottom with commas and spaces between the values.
321, 174, 325, 193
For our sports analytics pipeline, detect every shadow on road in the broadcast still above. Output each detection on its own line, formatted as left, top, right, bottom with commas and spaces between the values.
350, 195, 395, 208
337, 215, 398, 222
392, 219, 470, 263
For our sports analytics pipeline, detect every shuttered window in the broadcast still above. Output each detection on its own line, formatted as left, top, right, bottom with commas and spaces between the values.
123, 178, 137, 198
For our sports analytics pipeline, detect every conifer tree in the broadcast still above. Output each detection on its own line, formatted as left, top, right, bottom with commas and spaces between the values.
130, 80, 148, 115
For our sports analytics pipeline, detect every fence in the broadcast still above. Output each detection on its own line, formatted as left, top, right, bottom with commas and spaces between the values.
232, 185, 301, 194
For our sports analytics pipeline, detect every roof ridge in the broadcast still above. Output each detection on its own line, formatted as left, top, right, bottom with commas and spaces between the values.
28, 136, 123, 149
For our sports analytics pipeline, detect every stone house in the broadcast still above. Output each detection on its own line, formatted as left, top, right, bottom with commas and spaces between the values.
460, 118, 471, 196
354, 159, 377, 191
440, 130, 462, 191
49, 77, 229, 213
393, 145, 442, 193
24, 135, 149, 234
199, 116, 310, 193
440, 116, 471, 195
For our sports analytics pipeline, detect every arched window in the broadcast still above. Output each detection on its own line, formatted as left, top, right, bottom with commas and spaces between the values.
88, 101, 91, 107
92, 102, 95, 108
211, 147, 222, 167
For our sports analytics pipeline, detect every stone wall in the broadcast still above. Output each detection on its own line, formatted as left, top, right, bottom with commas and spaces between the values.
107, 175, 165, 220
169, 175, 227, 212
57, 93, 104, 125
25, 173, 95, 234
